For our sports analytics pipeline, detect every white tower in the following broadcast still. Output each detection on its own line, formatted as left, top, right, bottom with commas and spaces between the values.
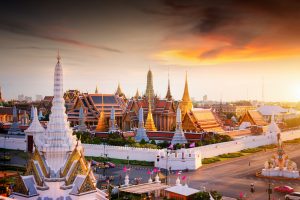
40, 53, 78, 173
109, 107, 118, 132
171, 107, 187, 145
135, 107, 149, 142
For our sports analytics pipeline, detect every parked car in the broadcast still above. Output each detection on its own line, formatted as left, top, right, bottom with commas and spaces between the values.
274, 186, 294, 193
105, 162, 116, 168
285, 192, 300, 200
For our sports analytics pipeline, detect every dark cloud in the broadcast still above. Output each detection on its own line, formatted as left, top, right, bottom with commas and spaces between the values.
143, 0, 300, 58
0, 14, 122, 53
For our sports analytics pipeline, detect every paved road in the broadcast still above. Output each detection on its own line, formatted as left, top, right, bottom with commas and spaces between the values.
168, 143, 300, 200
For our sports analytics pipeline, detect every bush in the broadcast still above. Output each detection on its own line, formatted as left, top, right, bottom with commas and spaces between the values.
260, 144, 277, 149
210, 190, 222, 200
219, 153, 243, 158
202, 157, 221, 164
240, 148, 262, 153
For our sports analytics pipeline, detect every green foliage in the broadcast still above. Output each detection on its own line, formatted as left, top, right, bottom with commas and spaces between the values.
210, 190, 222, 200
140, 139, 146, 145
194, 191, 211, 200
219, 152, 243, 158
241, 148, 262, 153
283, 138, 300, 144
150, 140, 156, 145
202, 157, 221, 164
260, 144, 277, 149
285, 117, 300, 128
86, 156, 154, 166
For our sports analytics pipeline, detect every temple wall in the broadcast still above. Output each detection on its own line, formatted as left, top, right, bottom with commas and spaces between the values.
0, 136, 26, 151
191, 129, 300, 158
1, 129, 300, 170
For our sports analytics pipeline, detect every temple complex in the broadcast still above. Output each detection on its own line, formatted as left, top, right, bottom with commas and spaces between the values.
67, 92, 126, 128
17, 53, 107, 199
123, 70, 176, 131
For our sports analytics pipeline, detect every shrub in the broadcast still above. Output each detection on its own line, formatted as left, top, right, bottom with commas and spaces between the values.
240, 148, 262, 153
219, 153, 243, 158
202, 157, 221, 164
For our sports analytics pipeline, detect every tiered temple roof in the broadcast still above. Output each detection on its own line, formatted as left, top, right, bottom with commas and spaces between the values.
67, 93, 126, 125
239, 110, 268, 126
182, 109, 223, 132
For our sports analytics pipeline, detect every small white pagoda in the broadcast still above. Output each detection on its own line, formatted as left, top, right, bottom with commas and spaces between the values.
171, 107, 187, 145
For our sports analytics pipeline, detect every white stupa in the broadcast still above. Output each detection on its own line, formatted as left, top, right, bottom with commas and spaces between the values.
171, 107, 187, 145
39, 53, 78, 173
135, 107, 149, 142
13, 53, 108, 200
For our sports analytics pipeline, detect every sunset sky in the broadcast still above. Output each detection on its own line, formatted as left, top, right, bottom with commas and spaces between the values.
1, 0, 300, 102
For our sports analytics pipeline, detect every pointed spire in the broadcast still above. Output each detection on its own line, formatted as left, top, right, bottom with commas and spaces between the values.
180, 71, 193, 115
57, 49, 61, 63
134, 88, 140, 99
145, 68, 154, 102
165, 72, 172, 100
144, 92, 157, 131
116, 82, 123, 96
182, 71, 191, 102
96, 94, 107, 132
95, 85, 99, 94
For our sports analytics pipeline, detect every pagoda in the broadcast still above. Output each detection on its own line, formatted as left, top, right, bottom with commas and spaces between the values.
8, 106, 22, 135
16, 52, 108, 199
171, 107, 187, 145
108, 106, 118, 132
135, 107, 149, 142
144, 97, 157, 131
78, 106, 87, 132
145, 68, 154, 104
165, 74, 172, 101
95, 94, 107, 132
179, 72, 193, 115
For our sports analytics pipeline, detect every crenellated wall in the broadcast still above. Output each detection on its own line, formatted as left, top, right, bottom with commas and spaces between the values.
1, 129, 300, 170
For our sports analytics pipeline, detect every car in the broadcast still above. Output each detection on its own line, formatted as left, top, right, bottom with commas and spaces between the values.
105, 161, 116, 168
274, 185, 294, 193
285, 192, 300, 200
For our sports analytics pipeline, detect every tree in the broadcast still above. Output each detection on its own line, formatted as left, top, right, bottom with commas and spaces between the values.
194, 191, 210, 200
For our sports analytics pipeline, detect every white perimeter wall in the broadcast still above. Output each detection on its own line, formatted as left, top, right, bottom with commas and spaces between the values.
1, 130, 300, 170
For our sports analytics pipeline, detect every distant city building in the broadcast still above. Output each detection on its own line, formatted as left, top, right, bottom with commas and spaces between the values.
35, 94, 43, 101
18, 94, 25, 101
203, 94, 208, 102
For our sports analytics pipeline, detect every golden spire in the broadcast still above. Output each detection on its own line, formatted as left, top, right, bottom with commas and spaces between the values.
95, 85, 99, 94
180, 71, 193, 115
134, 88, 140, 99
144, 92, 157, 131
165, 70, 172, 100
96, 93, 107, 132
116, 82, 123, 95
182, 71, 191, 102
